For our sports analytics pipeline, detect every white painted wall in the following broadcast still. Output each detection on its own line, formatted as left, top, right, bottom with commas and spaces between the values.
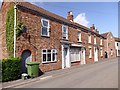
115, 41, 120, 56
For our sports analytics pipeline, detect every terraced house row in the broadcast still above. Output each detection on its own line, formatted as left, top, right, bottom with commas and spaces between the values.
0, 1, 119, 73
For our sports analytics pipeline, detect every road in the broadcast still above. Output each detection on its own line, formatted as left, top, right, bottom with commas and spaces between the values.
15, 58, 118, 88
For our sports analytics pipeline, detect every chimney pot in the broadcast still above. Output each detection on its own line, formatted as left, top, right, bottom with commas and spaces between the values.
90, 24, 95, 31
67, 11, 74, 22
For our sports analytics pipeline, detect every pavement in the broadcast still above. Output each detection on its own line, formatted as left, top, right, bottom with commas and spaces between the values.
2, 57, 119, 88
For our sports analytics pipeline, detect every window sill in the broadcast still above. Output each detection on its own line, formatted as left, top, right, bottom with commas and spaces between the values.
78, 41, 82, 43
88, 42, 91, 44
42, 61, 57, 64
62, 38, 68, 41
41, 35, 50, 38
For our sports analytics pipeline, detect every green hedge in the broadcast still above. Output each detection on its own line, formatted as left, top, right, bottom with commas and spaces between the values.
2, 58, 21, 82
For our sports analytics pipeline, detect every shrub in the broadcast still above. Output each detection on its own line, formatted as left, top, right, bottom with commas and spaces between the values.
2, 58, 21, 82
6, 5, 14, 57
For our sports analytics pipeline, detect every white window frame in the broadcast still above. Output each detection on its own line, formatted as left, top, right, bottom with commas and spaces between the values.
78, 31, 82, 42
111, 49, 113, 56
42, 49, 57, 63
62, 25, 68, 40
89, 47, 92, 58
100, 47, 103, 56
41, 18, 50, 37
100, 38, 103, 45
88, 33, 91, 43
94, 35, 96, 44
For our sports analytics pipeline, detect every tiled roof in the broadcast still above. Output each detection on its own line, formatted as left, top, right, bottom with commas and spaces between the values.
101, 32, 109, 38
16, 2, 104, 38
114, 37, 120, 42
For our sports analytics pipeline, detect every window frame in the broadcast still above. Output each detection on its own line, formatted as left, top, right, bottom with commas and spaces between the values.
100, 38, 103, 45
88, 33, 91, 43
62, 25, 68, 40
110, 49, 113, 56
89, 47, 92, 58
41, 18, 50, 37
77, 31, 82, 42
100, 47, 103, 56
42, 49, 57, 63
94, 35, 96, 44
117, 43, 118, 46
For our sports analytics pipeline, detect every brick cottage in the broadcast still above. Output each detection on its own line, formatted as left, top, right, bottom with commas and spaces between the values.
0, 1, 118, 73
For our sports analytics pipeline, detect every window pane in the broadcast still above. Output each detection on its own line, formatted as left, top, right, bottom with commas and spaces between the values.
53, 49, 56, 53
48, 50, 51, 53
43, 50, 46, 53
63, 33, 66, 39
52, 53, 56, 61
43, 20, 48, 27
63, 27, 66, 33
43, 54, 46, 62
42, 27, 48, 35
47, 53, 51, 61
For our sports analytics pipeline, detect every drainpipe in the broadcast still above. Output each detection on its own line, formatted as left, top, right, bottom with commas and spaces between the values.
14, 4, 17, 58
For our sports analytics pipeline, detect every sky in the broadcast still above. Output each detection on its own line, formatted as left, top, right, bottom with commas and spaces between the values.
31, 2, 118, 37
0, 1, 118, 37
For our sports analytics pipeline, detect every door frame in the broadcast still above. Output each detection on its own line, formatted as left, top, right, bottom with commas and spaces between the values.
62, 44, 70, 69
81, 47, 86, 64
94, 46, 98, 62
21, 50, 32, 73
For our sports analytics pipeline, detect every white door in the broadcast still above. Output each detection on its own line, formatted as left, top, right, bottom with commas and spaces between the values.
64, 48, 68, 68
94, 47, 98, 62
62, 44, 70, 69
81, 48, 86, 64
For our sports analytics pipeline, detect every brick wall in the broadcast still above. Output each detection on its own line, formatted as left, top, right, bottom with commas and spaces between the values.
1, 2, 14, 59
104, 32, 116, 58
1, 2, 116, 73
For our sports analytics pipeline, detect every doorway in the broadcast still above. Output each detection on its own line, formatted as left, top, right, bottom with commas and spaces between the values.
62, 44, 70, 69
21, 50, 32, 73
105, 51, 108, 58
94, 47, 98, 62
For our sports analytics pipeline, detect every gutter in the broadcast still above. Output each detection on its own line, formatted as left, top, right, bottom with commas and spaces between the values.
14, 4, 17, 58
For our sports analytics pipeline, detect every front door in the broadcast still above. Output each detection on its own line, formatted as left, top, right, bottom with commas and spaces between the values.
21, 50, 32, 74
81, 48, 86, 64
62, 44, 70, 69
64, 48, 68, 68
105, 51, 108, 58
94, 47, 98, 62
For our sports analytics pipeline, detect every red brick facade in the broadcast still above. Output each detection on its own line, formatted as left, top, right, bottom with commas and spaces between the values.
0, 2, 117, 72
101, 32, 116, 58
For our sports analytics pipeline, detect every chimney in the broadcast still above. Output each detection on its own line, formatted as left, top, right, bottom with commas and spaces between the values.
67, 11, 74, 22
96, 28, 99, 34
90, 24, 95, 31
